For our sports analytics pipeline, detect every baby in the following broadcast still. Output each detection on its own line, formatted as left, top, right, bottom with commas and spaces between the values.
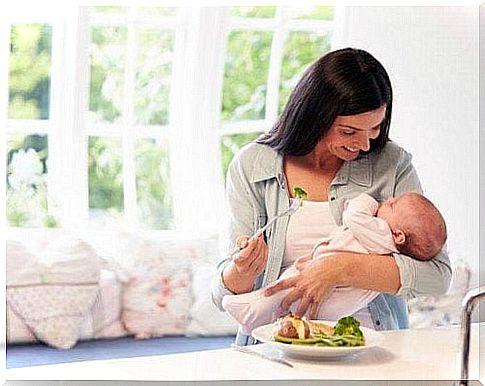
222, 192, 447, 334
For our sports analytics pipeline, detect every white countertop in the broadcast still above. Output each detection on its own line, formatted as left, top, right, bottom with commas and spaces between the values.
6, 324, 484, 383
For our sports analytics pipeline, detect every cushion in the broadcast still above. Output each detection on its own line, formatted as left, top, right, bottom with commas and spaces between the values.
7, 284, 100, 349
79, 269, 128, 340
111, 230, 198, 338
186, 263, 238, 336
6, 236, 103, 349
6, 303, 37, 344
122, 271, 192, 338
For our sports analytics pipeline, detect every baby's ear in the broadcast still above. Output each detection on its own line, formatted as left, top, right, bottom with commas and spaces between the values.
392, 230, 406, 246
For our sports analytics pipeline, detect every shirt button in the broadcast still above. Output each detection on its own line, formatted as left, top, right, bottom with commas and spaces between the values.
330, 196, 336, 201
375, 320, 381, 326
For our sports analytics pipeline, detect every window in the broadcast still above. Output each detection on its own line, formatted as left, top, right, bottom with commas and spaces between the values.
86, 7, 176, 229
5, 6, 341, 233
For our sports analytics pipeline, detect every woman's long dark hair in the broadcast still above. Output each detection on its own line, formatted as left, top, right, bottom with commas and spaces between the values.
257, 48, 393, 156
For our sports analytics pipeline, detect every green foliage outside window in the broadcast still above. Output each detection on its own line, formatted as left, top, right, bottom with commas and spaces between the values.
287, 6, 334, 20
88, 136, 124, 214
89, 26, 127, 123
8, 24, 51, 120
230, 7, 276, 18
135, 139, 173, 229
135, 29, 174, 126
222, 31, 272, 121
279, 32, 331, 113
92, 6, 126, 13
6, 134, 57, 227
7, 24, 57, 227
138, 7, 176, 17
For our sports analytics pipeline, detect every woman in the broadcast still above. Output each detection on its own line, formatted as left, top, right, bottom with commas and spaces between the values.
211, 47, 451, 346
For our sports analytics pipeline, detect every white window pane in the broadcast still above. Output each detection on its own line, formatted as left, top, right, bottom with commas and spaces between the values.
88, 136, 124, 225
89, 26, 127, 124
9, 24, 52, 120
7, 133, 55, 227
135, 138, 173, 230
222, 31, 272, 121
135, 29, 175, 126
279, 32, 331, 113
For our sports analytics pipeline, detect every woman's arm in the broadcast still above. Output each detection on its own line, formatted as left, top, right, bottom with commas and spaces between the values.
265, 251, 400, 318
265, 146, 452, 317
391, 147, 452, 297
211, 148, 268, 310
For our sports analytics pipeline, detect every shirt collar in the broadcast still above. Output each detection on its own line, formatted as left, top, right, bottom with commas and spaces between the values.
250, 146, 372, 188
250, 147, 285, 188
332, 154, 372, 187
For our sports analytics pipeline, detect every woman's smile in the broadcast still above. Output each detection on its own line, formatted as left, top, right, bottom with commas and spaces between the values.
342, 145, 360, 153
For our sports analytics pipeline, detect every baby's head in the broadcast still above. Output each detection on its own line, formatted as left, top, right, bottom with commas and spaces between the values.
376, 192, 447, 261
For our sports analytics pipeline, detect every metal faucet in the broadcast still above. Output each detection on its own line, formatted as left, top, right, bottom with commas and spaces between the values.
458, 285, 485, 386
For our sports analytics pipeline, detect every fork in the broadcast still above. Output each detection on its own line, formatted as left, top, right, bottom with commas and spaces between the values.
228, 198, 302, 258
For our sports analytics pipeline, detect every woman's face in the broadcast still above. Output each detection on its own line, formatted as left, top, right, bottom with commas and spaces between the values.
319, 105, 387, 161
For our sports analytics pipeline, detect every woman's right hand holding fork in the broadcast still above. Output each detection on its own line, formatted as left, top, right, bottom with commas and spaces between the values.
222, 233, 268, 294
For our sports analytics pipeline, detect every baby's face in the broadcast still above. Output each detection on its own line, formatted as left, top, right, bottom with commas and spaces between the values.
376, 195, 414, 230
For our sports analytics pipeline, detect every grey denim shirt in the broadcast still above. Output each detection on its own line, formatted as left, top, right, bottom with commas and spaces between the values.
211, 141, 452, 346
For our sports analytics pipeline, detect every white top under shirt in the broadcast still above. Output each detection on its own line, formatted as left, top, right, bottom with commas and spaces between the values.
283, 199, 374, 328
283, 200, 337, 268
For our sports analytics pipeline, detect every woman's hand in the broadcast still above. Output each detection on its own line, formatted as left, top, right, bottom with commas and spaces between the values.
264, 256, 343, 319
222, 233, 268, 294
232, 233, 268, 278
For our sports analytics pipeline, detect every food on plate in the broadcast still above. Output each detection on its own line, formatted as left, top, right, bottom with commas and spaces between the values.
293, 187, 308, 200
272, 313, 311, 339
272, 313, 365, 347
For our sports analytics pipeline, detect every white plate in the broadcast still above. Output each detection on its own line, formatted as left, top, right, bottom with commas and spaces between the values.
251, 320, 384, 359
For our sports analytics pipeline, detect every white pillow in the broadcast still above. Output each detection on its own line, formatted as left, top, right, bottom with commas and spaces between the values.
79, 269, 128, 340
6, 240, 42, 285
186, 263, 237, 336
38, 238, 102, 283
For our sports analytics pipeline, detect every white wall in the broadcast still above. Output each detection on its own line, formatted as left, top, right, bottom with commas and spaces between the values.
341, 6, 479, 282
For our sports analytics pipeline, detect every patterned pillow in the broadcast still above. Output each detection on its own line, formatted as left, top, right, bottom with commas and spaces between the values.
6, 237, 103, 349
6, 303, 37, 344
7, 284, 99, 349
122, 271, 192, 338
113, 231, 209, 338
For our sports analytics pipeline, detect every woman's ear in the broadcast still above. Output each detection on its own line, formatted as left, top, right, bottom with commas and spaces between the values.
392, 229, 406, 246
